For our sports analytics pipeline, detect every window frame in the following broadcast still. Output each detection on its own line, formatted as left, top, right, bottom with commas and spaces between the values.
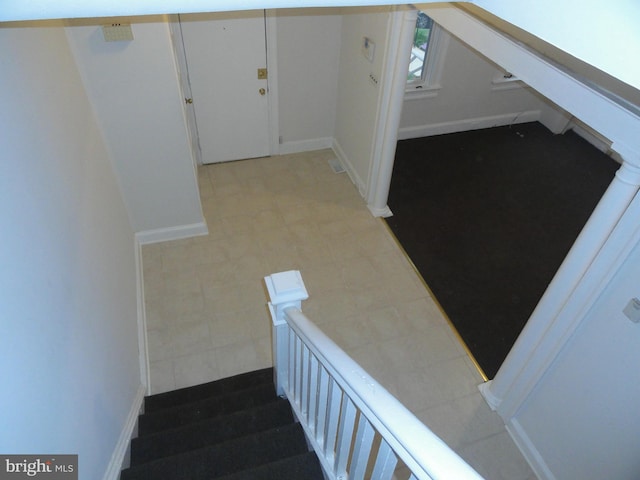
405, 16, 449, 99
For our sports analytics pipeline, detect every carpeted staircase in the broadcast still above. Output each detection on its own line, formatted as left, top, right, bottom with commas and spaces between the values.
120, 368, 323, 480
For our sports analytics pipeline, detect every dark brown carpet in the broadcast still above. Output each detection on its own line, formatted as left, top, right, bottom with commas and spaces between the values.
385, 122, 619, 378
122, 368, 323, 480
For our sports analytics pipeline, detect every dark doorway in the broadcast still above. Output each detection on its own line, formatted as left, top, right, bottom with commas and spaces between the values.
385, 122, 619, 378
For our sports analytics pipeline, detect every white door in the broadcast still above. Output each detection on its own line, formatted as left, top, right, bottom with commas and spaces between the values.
178, 11, 271, 164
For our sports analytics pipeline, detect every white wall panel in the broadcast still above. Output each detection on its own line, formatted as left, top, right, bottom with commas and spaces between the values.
0, 23, 141, 479
515, 236, 640, 479
333, 6, 392, 195
65, 17, 205, 233
276, 8, 342, 147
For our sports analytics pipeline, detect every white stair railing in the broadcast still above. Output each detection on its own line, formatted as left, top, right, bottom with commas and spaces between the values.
264, 271, 484, 480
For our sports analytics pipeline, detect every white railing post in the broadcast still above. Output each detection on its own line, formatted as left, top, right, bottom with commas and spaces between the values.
264, 269, 483, 480
264, 270, 309, 397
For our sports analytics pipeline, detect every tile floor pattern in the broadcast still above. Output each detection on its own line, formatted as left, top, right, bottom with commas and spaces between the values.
142, 150, 536, 480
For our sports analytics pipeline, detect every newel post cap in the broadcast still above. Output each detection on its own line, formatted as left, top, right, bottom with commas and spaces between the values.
265, 270, 309, 305
265, 271, 309, 326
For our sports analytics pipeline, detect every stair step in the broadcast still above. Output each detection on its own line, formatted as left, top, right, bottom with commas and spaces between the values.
144, 368, 273, 414
214, 452, 324, 480
131, 398, 293, 465
120, 423, 309, 480
138, 383, 276, 436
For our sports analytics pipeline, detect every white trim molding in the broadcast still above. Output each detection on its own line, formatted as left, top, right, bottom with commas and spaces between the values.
332, 138, 366, 197
367, 204, 393, 218
265, 9, 281, 158
405, 21, 450, 95
506, 419, 557, 480
397, 110, 540, 140
134, 238, 151, 394
135, 221, 208, 245
101, 384, 146, 480
279, 137, 334, 155
366, 6, 417, 215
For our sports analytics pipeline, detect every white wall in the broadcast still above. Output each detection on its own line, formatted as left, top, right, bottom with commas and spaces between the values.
470, 0, 640, 94
333, 6, 392, 195
1, 1, 639, 95
513, 233, 640, 479
0, 23, 141, 480
461, 4, 640, 110
65, 17, 205, 235
399, 26, 557, 138
276, 8, 342, 152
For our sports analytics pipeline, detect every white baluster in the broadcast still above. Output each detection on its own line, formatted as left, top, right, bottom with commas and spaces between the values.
371, 439, 398, 480
335, 397, 357, 476
288, 329, 295, 399
316, 365, 331, 448
324, 378, 342, 463
350, 414, 376, 480
301, 343, 310, 419
308, 353, 320, 432
294, 334, 302, 406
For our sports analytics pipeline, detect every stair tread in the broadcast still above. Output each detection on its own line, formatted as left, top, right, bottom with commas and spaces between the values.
214, 452, 324, 480
121, 423, 308, 480
138, 383, 276, 436
144, 368, 273, 414
131, 398, 293, 466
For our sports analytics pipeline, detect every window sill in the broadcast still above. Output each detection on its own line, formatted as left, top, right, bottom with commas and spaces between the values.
404, 84, 442, 100
491, 79, 528, 92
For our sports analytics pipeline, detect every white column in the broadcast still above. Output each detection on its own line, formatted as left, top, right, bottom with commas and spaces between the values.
482, 153, 640, 418
367, 7, 418, 217
264, 270, 309, 397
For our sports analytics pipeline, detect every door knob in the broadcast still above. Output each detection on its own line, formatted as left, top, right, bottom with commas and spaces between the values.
259, 88, 266, 96
185, 98, 193, 104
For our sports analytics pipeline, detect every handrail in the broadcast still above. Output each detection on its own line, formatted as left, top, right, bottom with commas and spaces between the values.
264, 270, 483, 480
283, 307, 483, 480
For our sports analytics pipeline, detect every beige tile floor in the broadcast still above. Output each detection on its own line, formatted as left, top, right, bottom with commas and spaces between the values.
141, 149, 536, 480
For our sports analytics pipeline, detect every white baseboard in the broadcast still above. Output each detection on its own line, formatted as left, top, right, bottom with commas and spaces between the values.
134, 238, 150, 394
135, 221, 208, 245
397, 110, 541, 140
278, 137, 334, 155
367, 204, 393, 218
332, 139, 366, 198
101, 384, 146, 480
506, 418, 556, 480
569, 121, 613, 154
478, 380, 500, 411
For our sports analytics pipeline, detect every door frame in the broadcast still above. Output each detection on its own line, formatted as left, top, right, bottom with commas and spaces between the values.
168, 11, 280, 165
265, 10, 281, 158
167, 14, 202, 167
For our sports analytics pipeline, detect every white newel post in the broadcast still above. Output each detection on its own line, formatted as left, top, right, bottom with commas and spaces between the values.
264, 270, 309, 397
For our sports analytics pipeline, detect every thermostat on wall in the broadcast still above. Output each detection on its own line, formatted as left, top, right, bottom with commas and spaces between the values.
362, 36, 375, 62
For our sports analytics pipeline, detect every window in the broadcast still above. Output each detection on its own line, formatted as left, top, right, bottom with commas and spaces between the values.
406, 12, 447, 94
